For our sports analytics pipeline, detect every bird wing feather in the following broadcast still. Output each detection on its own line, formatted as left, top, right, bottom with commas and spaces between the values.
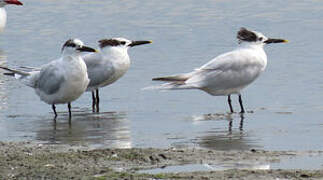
83, 53, 115, 88
185, 48, 264, 90
36, 62, 65, 95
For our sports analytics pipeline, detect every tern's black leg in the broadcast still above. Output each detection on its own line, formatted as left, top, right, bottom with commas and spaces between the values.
227, 95, 234, 113
96, 89, 100, 112
52, 104, 57, 118
92, 91, 96, 112
68, 102, 72, 119
238, 94, 245, 113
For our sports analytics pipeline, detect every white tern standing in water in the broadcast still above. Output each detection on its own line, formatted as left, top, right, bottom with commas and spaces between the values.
0, 0, 23, 32
82, 38, 152, 112
0, 39, 97, 120
150, 28, 288, 113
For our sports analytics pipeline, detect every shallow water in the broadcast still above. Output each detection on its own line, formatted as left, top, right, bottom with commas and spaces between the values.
0, 0, 323, 156
139, 154, 323, 174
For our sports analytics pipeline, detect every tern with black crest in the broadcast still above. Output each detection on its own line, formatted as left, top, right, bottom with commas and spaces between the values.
149, 28, 287, 113
82, 38, 152, 112
0, 39, 96, 120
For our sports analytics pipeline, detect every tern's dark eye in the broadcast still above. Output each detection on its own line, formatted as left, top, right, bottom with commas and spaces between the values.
259, 37, 263, 41
120, 41, 126, 45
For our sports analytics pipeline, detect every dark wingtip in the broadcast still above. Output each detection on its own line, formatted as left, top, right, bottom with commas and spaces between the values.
152, 77, 181, 81
153, 77, 170, 81
152, 77, 162, 81
3, 72, 15, 76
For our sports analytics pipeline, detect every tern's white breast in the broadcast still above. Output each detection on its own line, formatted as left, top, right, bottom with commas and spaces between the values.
100, 48, 131, 87
36, 56, 90, 104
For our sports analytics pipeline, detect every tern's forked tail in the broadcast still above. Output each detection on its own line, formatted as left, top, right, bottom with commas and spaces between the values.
0, 66, 35, 87
0, 66, 30, 77
142, 81, 196, 91
143, 72, 196, 91
152, 72, 193, 82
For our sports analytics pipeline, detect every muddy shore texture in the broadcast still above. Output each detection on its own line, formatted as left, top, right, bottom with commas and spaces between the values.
0, 142, 323, 179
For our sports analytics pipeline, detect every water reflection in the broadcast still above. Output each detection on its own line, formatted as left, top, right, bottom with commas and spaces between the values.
0, 49, 6, 65
139, 162, 270, 174
193, 113, 261, 150
36, 110, 131, 149
0, 49, 8, 111
0, 0, 322, 151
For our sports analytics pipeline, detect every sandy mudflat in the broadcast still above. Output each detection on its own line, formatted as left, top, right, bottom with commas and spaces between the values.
0, 141, 322, 179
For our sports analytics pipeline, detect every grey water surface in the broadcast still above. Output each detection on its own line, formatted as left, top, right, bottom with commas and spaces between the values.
0, 0, 322, 153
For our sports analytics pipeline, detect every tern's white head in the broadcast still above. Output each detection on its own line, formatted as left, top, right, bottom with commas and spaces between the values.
237, 27, 288, 46
98, 37, 152, 52
61, 39, 96, 56
0, 0, 23, 7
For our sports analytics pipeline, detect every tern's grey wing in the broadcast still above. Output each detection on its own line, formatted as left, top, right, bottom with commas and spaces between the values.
83, 53, 115, 88
36, 63, 65, 95
186, 49, 264, 89
198, 49, 244, 71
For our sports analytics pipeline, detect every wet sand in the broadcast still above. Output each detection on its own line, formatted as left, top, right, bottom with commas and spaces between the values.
1, 141, 323, 179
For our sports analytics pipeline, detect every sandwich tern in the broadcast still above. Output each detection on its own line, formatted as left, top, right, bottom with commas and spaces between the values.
82, 38, 152, 112
150, 27, 287, 113
0, 0, 23, 32
0, 39, 96, 119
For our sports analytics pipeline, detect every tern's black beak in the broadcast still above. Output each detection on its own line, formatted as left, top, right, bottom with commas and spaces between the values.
264, 38, 288, 44
129, 40, 152, 47
77, 46, 97, 52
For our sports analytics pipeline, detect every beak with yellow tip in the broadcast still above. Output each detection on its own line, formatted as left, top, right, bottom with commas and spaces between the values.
129, 40, 152, 47
264, 38, 288, 44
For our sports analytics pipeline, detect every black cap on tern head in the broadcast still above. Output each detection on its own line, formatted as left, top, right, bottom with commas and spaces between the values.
237, 27, 288, 44
98, 39, 127, 48
237, 28, 258, 42
61, 39, 96, 53
62, 39, 77, 50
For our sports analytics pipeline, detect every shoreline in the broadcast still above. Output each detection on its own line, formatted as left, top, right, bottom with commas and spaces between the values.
1, 141, 323, 179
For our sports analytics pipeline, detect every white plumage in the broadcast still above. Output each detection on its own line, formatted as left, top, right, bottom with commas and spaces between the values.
0, 39, 96, 120
151, 28, 287, 113
82, 38, 152, 112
